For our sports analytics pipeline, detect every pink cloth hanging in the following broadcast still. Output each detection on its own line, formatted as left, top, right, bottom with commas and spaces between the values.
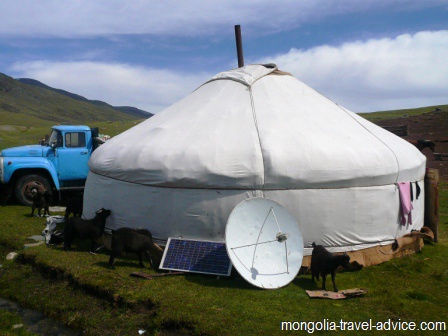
397, 182, 413, 225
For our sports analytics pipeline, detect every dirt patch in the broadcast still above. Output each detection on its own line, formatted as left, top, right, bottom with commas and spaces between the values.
0, 125, 19, 132
0, 125, 31, 132
0, 298, 80, 336
373, 108, 448, 180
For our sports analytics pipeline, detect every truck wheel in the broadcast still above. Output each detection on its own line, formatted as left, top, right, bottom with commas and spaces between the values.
14, 175, 51, 206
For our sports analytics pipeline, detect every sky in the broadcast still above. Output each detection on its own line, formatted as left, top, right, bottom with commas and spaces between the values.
1, 0, 447, 114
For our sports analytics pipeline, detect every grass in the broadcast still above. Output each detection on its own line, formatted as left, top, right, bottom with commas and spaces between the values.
0, 307, 37, 336
359, 104, 447, 122
0, 182, 447, 335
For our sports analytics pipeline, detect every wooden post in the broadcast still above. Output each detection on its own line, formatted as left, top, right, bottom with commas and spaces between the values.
234, 25, 244, 68
424, 168, 439, 242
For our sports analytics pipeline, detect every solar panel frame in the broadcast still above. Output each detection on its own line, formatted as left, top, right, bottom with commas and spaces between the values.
160, 238, 232, 276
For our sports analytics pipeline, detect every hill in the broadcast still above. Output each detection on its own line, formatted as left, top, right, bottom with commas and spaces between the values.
16, 77, 152, 119
359, 104, 448, 121
0, 72, 152, 125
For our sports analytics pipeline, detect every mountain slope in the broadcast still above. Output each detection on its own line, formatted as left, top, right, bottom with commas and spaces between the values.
17, 78, 152, 119
0, 72, 151, 124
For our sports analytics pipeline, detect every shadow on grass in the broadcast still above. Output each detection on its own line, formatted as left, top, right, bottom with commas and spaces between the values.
291, 274, 321, 291
180, 264, 337, 291
182, 271, 333, 294
182, 268, 324, 291
182, 268, 257, 290
93, 259, 152, 270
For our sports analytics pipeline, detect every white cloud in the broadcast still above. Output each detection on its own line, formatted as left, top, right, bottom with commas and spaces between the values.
257, 30, 448, 112
1, 0, 446, 38
11, 61, 210, 113
9, 30, 448, 113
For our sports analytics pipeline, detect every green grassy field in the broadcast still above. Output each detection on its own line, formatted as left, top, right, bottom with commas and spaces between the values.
358, 104, 447, 122
0, 182, 446, 335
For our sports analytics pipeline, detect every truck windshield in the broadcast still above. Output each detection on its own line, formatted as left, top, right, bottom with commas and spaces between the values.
48, 130, 63, 148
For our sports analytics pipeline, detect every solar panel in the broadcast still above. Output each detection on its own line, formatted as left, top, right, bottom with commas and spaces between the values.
160, 238, 232, 276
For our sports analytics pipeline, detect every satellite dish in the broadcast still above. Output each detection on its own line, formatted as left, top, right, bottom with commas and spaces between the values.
225, 197, 304, 289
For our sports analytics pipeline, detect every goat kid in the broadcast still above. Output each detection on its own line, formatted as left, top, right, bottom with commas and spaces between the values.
64, 208, 111, 252
31, 190, 52, 217
64, 194, 83, 219
47, 230, 65, 245
0, 184, 12, 206
109, 227, 157, 269
311, 242, 350, 292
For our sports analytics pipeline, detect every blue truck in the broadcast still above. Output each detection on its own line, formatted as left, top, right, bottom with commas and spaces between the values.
0, 125, 103, 206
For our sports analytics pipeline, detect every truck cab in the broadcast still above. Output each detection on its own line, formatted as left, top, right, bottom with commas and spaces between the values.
0, 125, 97, 205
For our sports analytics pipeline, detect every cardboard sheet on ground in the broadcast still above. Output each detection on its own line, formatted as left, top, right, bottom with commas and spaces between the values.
306, 288, 368, 300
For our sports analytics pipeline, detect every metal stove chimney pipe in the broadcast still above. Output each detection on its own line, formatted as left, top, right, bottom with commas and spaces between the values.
234, 25, 244, 68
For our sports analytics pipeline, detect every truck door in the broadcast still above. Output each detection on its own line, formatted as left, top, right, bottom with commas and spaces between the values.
56, 131, 91, 181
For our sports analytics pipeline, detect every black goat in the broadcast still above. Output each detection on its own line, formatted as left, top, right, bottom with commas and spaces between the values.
31, 190, 52, 217
64, 208, 111, 252
109, 228, 157, 269
311, 242, 350, 292
64, 194, 83, 219
0, 184, 12, 206
48, 230, 65, 245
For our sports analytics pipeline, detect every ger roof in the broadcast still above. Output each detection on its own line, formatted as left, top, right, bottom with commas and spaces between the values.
88, 64, 426, 190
